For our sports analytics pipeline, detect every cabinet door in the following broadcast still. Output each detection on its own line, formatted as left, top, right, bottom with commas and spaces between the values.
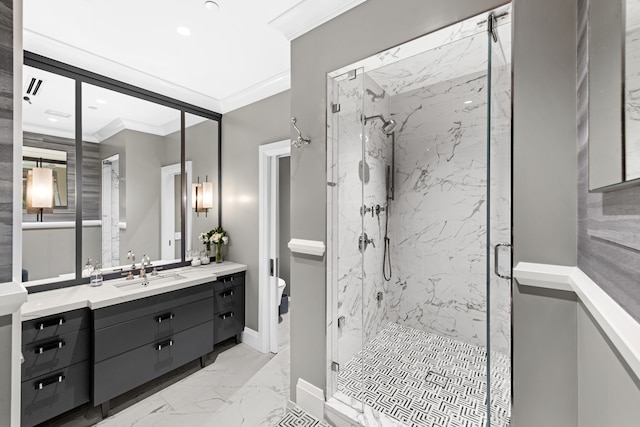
21, 361, 90, 427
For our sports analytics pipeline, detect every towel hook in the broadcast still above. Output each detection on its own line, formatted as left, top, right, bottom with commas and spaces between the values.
291, 117, 311, 148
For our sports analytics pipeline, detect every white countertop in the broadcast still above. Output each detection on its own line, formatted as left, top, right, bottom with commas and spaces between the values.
21, 262, 247, 321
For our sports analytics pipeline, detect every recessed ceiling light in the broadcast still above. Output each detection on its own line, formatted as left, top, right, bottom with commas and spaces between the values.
45, 109, 72, 118
464, 100, 473, 104
177, 26, 191, 36
204, 1, 219, 11
88, 106, 98, 110
96, 99, 107, 104
48, 117, 58, 122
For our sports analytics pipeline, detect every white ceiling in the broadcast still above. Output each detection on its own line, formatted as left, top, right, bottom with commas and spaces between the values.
23, 0, 367, 114
23, 64, 209, 142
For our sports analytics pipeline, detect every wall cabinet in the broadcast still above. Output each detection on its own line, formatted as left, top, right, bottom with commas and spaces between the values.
21, 271, 246, 426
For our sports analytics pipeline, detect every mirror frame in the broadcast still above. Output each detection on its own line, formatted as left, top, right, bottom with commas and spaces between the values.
24, 52, 222, 293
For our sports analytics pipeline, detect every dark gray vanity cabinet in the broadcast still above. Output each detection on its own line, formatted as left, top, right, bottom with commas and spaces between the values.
213, 272, 245, 345
21, 308, 91, 427
92, 284, 214, 405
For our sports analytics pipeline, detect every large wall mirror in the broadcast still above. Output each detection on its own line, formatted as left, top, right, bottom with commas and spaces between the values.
22, 55, 221, 289
589, 0, 640, 190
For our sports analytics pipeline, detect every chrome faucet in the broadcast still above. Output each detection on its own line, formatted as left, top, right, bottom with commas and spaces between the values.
127, 250, 136, 270
139, 254, 151, 285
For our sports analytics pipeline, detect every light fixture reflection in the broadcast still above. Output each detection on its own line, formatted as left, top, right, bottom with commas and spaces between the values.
26, 162, 54, 222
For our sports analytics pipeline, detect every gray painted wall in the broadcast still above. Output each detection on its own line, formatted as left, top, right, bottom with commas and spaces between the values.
512, 0, 578, 266
577, 302, 640, 426
279, 156, 291, 295
290, 0, 510, 401
221, 90, 290, 331
577, 0, 640, 324
0, 0, 13, 283
512, 284, 578, 426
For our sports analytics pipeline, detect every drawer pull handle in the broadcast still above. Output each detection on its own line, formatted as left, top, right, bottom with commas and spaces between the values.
36, 318, 65, 330
156, 313, 174, 323
156, 339, 174, 351
220, 312, 234, 320
35, 374, 65, 390
220, 290, 234, 298
35, 340, 65, 354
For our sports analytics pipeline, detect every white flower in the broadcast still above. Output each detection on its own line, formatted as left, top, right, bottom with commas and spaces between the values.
198, 232, 208, 243
222, 236, 229, 245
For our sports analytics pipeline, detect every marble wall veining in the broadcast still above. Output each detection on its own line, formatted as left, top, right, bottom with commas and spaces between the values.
388, 71, 491, 350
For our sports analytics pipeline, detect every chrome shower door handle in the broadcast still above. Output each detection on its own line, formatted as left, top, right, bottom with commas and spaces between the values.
494, 243, 512, 279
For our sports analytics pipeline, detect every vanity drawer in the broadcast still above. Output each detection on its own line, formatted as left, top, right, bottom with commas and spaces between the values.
94, 283, 213, 330
213, 272, 245, 291
93, 321, 214, 405
22, 308, 89, 346
22, 328, 89, 382
214, 304, 245, 345
21, 360, 90, 427
213, 283, 244, 315
94, 296, 213, 362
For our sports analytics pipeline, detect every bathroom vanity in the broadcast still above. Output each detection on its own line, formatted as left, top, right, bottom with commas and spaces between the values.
20, 262, 246, 427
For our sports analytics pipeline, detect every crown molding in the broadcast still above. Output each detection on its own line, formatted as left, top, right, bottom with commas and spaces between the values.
220, 70, 290, 113
269, 0, 367, 41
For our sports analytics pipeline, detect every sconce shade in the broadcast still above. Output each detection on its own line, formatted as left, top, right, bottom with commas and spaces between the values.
192, 178, 214, 213
202, 181, 214, 209
29, 167, 53, 209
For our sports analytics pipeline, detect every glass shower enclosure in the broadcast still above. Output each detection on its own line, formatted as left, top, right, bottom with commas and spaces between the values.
326, 6, 512, 426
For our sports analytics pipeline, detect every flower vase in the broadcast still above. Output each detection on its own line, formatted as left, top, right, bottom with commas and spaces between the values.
215, 243, 223, 263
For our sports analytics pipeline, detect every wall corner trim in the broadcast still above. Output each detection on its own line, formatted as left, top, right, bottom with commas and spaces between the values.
288, 239, 326, 257
296, 378, 325, 420
241, 327, 265, 353
514, 262, 640, 381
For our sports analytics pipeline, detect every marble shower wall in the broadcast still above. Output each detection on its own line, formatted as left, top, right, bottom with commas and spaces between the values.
384, 69, 510, 352
333, 73, 392, 367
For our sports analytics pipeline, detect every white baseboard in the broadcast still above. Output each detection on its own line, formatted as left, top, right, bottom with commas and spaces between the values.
241, 328, 263, 352
296, 378, 325, 420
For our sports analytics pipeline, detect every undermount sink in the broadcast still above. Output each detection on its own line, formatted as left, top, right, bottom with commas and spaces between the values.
113, 273, 186, 291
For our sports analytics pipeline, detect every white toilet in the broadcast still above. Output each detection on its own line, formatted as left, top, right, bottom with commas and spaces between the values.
277, 278, 286, 307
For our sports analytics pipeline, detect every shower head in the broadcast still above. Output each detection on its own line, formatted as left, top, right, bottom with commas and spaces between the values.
364, 115, 397, 135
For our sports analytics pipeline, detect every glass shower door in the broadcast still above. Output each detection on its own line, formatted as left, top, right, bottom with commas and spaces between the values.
327, 67, 366, 411
487, 12, 512, 427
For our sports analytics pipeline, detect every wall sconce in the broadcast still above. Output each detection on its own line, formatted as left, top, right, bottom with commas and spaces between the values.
26, 159, 54, 222
192, 176, 213, 216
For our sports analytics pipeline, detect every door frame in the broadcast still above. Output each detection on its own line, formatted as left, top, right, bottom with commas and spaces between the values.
258, 140, 290, 353
161, 161, 192, 261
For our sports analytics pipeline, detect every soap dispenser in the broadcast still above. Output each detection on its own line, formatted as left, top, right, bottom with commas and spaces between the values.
90, 263, 103, 287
